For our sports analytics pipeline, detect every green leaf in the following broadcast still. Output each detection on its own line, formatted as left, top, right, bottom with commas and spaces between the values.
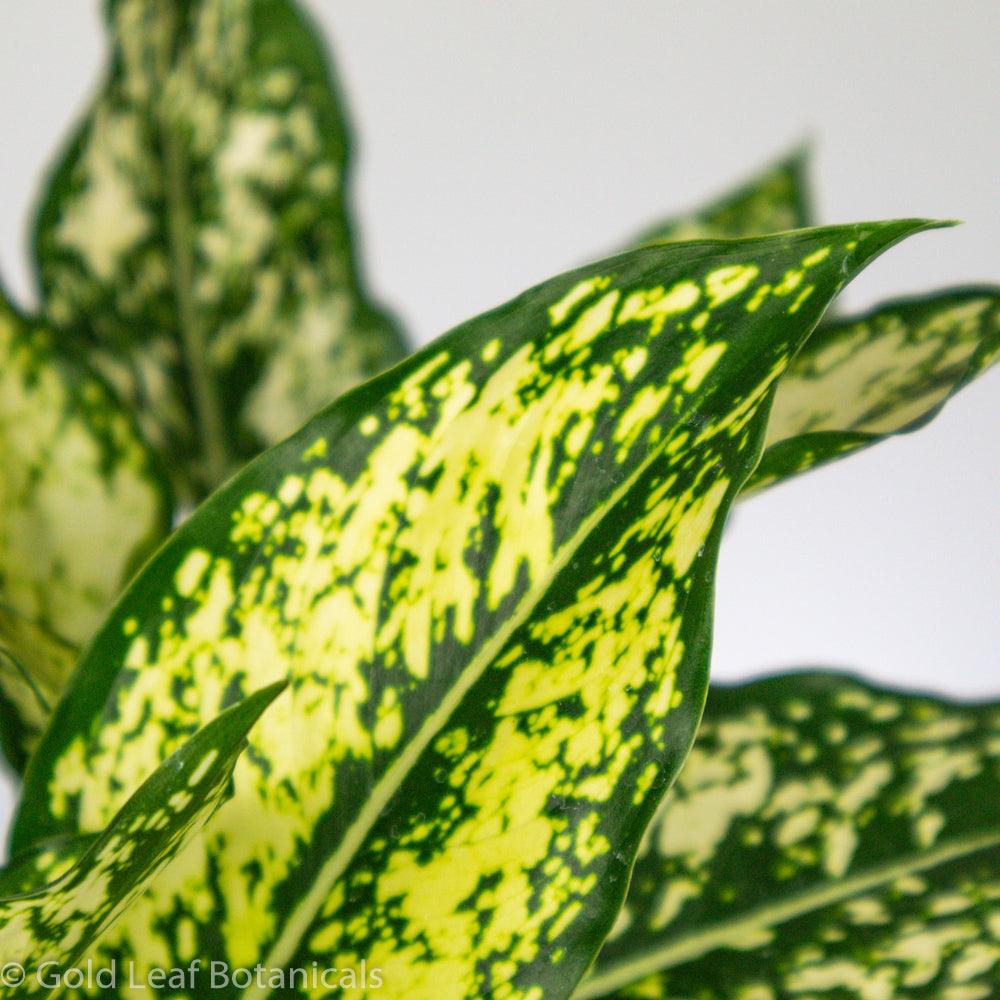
32, 0, 405, 498
0, 682, 285, 997
630, 149, 814, 246
0, 289, 171, 770
12, 221, 935, 997
625, 155, 1000, 499
0, 836, 90, 899
578, 672, 1000, 1000
749, 286, 1000, 492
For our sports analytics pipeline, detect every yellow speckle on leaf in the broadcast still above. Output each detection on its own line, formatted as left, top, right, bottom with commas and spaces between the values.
705, 265, 759, 308
175, 550, 212, 598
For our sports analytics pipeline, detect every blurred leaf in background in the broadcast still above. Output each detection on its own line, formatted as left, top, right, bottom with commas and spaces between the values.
0, 286, 170, 770
581, 673, 1000, 1000
32, 0, 405, 498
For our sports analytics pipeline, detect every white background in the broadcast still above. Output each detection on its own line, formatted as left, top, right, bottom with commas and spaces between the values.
1, 2, 998, 846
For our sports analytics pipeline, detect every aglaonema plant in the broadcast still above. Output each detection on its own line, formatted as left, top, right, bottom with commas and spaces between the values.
0, 2, 997, 998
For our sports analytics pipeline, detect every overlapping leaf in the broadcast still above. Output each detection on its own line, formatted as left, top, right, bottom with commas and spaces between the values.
579, 672, 1000, 999
624, 152, 1000, 497
10, 222, 935, 998
749, 287, 1000, 491
0, 682, 284, 998
630, 149, 813, 246
596, 156, 1000, 1000
32, 0, 404, 497
0, 836, 89, 900
0, 289, 170, 770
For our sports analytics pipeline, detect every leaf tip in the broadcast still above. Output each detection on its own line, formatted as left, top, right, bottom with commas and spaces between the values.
235, 679, 290, 726
837, 217, 957, 279
783, 135, 815, 168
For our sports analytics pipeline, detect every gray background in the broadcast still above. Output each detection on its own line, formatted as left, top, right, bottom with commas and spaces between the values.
1, 2, 998, 845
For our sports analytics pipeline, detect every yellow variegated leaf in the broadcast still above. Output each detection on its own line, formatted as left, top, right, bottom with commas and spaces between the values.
14, 222, 938, 998
749, 287, 1000, 492
0, 836, 89, 899
631, 149, 813, 246
0, 289, 170, 770
579, 673, 1000, 1000
33, 0, 404, 497
625, 156, 1000, 499
0, 683, 284, 998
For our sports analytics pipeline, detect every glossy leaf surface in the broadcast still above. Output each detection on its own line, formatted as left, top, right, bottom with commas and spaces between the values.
12, 222, 934, 998
33, 0, 404, 496
0, 683, 284, 997
580, 673, 1000, 1000
0, 290, 170, 769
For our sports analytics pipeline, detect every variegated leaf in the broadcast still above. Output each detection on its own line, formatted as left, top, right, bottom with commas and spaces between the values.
0, 289, 170, 770
749, 287, 1000, 492
11, 222, 936, 999
579, 672, 1000, 1000
625, 158, 1000, 498
0, 836, 89, 899
631, 149, 813, 247
0, 682, 285, 998
33, 0, 404, 497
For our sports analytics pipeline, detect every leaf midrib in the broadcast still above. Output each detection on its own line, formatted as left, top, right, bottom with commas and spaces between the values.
228, 225, 922, 996
153, 0, 230, 487
572, 827, 1000, 1000
242, 369, 764, 999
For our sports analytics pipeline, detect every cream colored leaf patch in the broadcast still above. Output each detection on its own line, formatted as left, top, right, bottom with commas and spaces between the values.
748, 287, 1000, 492
0, 292, 170, 769
33, 0, 404, 497
13, 222, 938, 999
0, 683, 283, 998
580, 673, 1000, 999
